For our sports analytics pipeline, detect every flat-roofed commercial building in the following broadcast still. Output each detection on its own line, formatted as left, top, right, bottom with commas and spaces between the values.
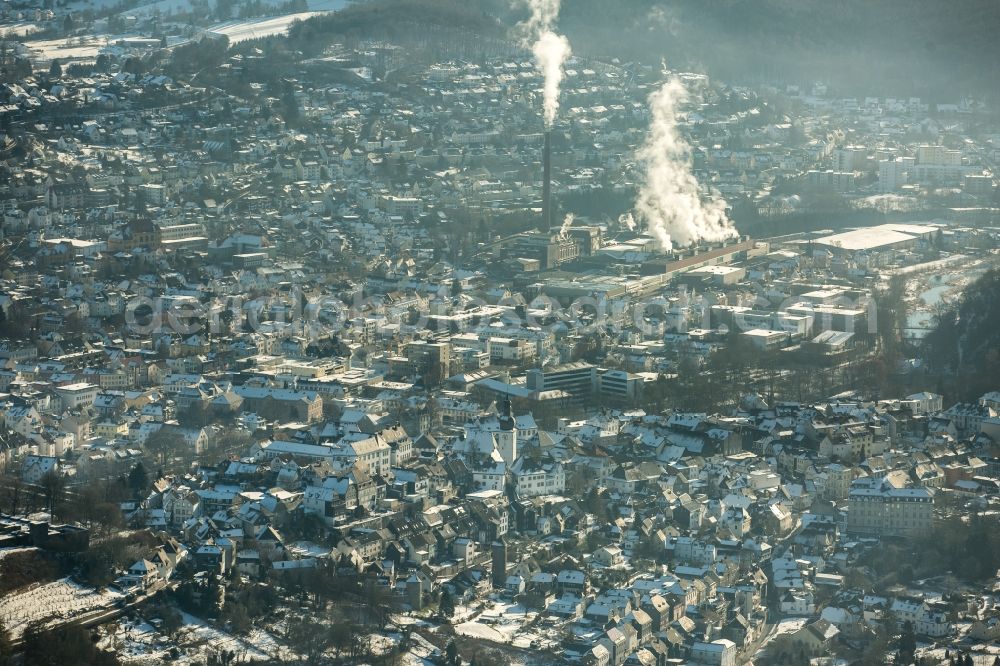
811, 223, 937, 255
597, 369, 643, 404
55, 382, 100, 410
526, 362, 598, 405
786, 302, 868, 334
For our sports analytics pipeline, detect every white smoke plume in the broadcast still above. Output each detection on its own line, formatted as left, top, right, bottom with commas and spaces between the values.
634, 76, 736, 251
559, 212, 574, 237
618, 212, 637, 232
520, 0, 571, 127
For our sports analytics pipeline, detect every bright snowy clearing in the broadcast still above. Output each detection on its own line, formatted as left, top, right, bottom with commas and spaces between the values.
23, 35, 111, 61
0, 578, 122, 640
203, 12, 323, 44
99, 612, 292, 664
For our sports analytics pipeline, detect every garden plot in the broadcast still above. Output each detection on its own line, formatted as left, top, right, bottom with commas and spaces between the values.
0, 577, 122, 640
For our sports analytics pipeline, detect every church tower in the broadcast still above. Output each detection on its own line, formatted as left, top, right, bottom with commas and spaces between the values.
496, 394, 517, 465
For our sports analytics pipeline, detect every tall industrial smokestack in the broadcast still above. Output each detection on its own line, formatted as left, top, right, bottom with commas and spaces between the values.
543, 130, 552, 229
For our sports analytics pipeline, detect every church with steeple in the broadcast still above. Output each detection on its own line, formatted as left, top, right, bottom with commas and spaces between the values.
453, 395, 537, 467
449, 396, 566, 496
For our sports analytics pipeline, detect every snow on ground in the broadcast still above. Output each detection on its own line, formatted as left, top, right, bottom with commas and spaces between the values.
391, 614, 431, 627
477, 599, 535, 641
203, 12, 323, 44
70, 0, 350, 19
771, 617, 809, 637
454, 621, 505, 642
284, 540, 330, 558
449, 603, 477, 623
0, 577, 122, 640
753, 617, 809, 659
0, 546, 40, 560
103, 612, 291, 664
918, 646, 1000, 666
399, 628, 437, 666
23, 35, 110, 62
370, 633, 409, 658
175, 611, 284, 661
100, 618, 171, 664
511, 626, 558, 650
452, 598, 552, 650
899, 255, 995, 339
18, 0, 357, 60
851, 193, 925, 213
0, 23, 42, 38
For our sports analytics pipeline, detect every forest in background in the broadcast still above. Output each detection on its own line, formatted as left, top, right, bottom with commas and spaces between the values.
288, 0, 1000, 98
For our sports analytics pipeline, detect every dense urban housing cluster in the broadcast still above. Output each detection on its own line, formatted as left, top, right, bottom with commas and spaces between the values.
0, 0, 999, 664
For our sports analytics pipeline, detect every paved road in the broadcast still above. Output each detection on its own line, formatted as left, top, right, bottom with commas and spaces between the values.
742, 619, 776, 663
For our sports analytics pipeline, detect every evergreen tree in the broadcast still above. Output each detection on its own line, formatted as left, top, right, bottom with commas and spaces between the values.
128, 462, 149, 495
898, 620, 917, 663
13, 57, 31, 80
0, 619, 11, 663
439, 588, 455, 618
280, 80, 300, 126
444, 639, 459, 666
23, 622, 119, 665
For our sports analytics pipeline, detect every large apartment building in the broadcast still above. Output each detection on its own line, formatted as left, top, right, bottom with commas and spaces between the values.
846, 476, 933, 537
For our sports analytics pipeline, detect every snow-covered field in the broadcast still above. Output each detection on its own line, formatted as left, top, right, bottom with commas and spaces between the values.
16, 0, 359, 63
0, 22, 42, 38
203, 12, 323, 44
63, 0, 351, 17
0, 577, 122, 640
454, 620, 506, 642
23, 35, 110, 61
